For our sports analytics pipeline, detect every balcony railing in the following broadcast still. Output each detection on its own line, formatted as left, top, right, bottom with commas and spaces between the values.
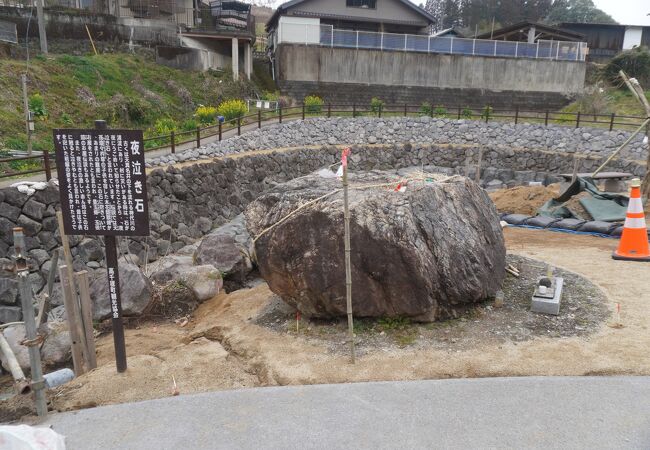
277, 24, 587, 62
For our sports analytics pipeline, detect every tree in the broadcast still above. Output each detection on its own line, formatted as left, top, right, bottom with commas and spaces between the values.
545, 0, 617, 24
425, 0, 463, 31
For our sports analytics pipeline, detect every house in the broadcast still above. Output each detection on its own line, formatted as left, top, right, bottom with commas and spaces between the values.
266, 0, 587, 109
476, 21, 583, 44
266, 0, 436, 52
432, 27, 464, 38
559, 23, 650, 62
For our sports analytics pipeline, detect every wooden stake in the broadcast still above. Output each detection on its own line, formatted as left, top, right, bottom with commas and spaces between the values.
342, 155, 355, 364
76, 270, 97, 370
59, 265, 85, 376
57, 210, 88, 373
36, 249, 58, 325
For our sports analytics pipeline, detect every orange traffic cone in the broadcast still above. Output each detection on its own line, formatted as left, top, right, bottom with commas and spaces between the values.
613, 178, 650, 262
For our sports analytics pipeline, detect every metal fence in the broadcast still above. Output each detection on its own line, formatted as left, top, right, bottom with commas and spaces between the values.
279, 24, 587, 62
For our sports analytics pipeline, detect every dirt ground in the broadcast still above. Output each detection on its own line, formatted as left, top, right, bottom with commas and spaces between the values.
41, 226, 650, 414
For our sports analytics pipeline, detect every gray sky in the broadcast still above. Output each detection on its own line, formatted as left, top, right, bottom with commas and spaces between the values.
262, 0, 650, 26
592, 0, 650, 25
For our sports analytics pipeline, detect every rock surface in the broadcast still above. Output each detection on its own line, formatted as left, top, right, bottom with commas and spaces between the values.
90, 262, 153, 320
0, 324, 29, 371
40, 320, 72, 367
246, 171, 506, 321
194, 215, 254, 283
148, 255, 222, 302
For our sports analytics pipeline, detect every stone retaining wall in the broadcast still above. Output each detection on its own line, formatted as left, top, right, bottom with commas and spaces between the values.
148, 117, 648, 168
1, 119, 647, 321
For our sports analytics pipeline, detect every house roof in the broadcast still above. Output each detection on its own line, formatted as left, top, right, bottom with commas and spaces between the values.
560, 22, 649, 30
266, 0, 436, 31
431, 27, 465, 38
476, 21, 584, 42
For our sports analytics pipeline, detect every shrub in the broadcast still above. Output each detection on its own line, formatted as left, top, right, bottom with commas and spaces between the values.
419, 102, 432, 116
433, 105, 447, 117
125, 97, 147, 124
181, 118, 199, 131
304, 95, 323, 113
370, 97, 385, 114
461, 107, 473, 119
195, 105, 218, 124
262, 91, 280, 102
60, 112, 74, 125
28, 93, 47, 118
277, 96, 292, 108
604, 46, 650, 88
152, 117, 177, 135
574, 85, 611, 119
216, 99, 247, 122
481, 105, 493, 121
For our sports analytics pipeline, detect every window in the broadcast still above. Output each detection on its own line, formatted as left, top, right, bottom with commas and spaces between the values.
346, 0, 376, 9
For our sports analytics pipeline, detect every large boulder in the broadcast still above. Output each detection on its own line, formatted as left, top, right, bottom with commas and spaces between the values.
245, 171, 506, 321
90, 262, 153, 320
194, 214, 254, 283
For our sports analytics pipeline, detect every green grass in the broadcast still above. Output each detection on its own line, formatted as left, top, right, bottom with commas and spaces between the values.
0, 53, 266, 153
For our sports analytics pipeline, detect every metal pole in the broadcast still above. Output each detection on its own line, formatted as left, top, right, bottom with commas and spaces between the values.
95, 119, 127, 373
21, 74, 32, 156
170, 131, 175, 153
105, 235, 127, 373
342, 151, 355, 364
36, 0, 48, 54
13, 228, 47, 416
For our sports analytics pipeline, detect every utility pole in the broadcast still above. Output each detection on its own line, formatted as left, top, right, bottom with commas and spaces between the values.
21, 74, 33, 156
36, 0, 48, 54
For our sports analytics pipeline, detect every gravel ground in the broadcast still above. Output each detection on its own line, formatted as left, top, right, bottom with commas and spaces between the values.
255, 253, 609, 356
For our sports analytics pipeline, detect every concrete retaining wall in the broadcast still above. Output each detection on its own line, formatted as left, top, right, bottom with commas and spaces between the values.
0, 6, 179, 48
275, 44, 586, 107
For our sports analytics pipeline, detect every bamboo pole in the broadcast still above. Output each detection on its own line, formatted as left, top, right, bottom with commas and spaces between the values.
85, 25, 98, 56
475, 148, 484, 184
618, 70, 650, 199
342, 151, 355, 364
591, 118, 650, 178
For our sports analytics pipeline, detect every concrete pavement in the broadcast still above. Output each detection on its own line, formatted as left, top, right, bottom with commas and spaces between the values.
43, 377, 650, 449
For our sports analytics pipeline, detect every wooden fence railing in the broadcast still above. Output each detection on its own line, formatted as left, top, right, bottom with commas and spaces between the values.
1, 104, 648, 181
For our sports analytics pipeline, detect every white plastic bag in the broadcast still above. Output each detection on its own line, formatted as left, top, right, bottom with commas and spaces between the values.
0, 425, 66, 450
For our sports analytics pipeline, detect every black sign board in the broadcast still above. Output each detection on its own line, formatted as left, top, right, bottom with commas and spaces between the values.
53, 129, 149, 237
53, 126, 149, 373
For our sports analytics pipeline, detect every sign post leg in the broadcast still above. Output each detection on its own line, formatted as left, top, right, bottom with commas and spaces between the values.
105, 235, 127, 373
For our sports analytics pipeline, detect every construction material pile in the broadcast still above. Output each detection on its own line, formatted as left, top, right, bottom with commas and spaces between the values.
245, 170, 506, 321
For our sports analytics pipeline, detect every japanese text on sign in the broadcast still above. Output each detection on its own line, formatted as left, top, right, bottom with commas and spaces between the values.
53, 129, 149, 237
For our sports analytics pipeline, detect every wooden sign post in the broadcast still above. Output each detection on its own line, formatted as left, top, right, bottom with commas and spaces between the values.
53, 121, 149, 373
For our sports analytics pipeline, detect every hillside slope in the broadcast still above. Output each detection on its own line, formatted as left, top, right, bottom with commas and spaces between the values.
0, 53, 269, 152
